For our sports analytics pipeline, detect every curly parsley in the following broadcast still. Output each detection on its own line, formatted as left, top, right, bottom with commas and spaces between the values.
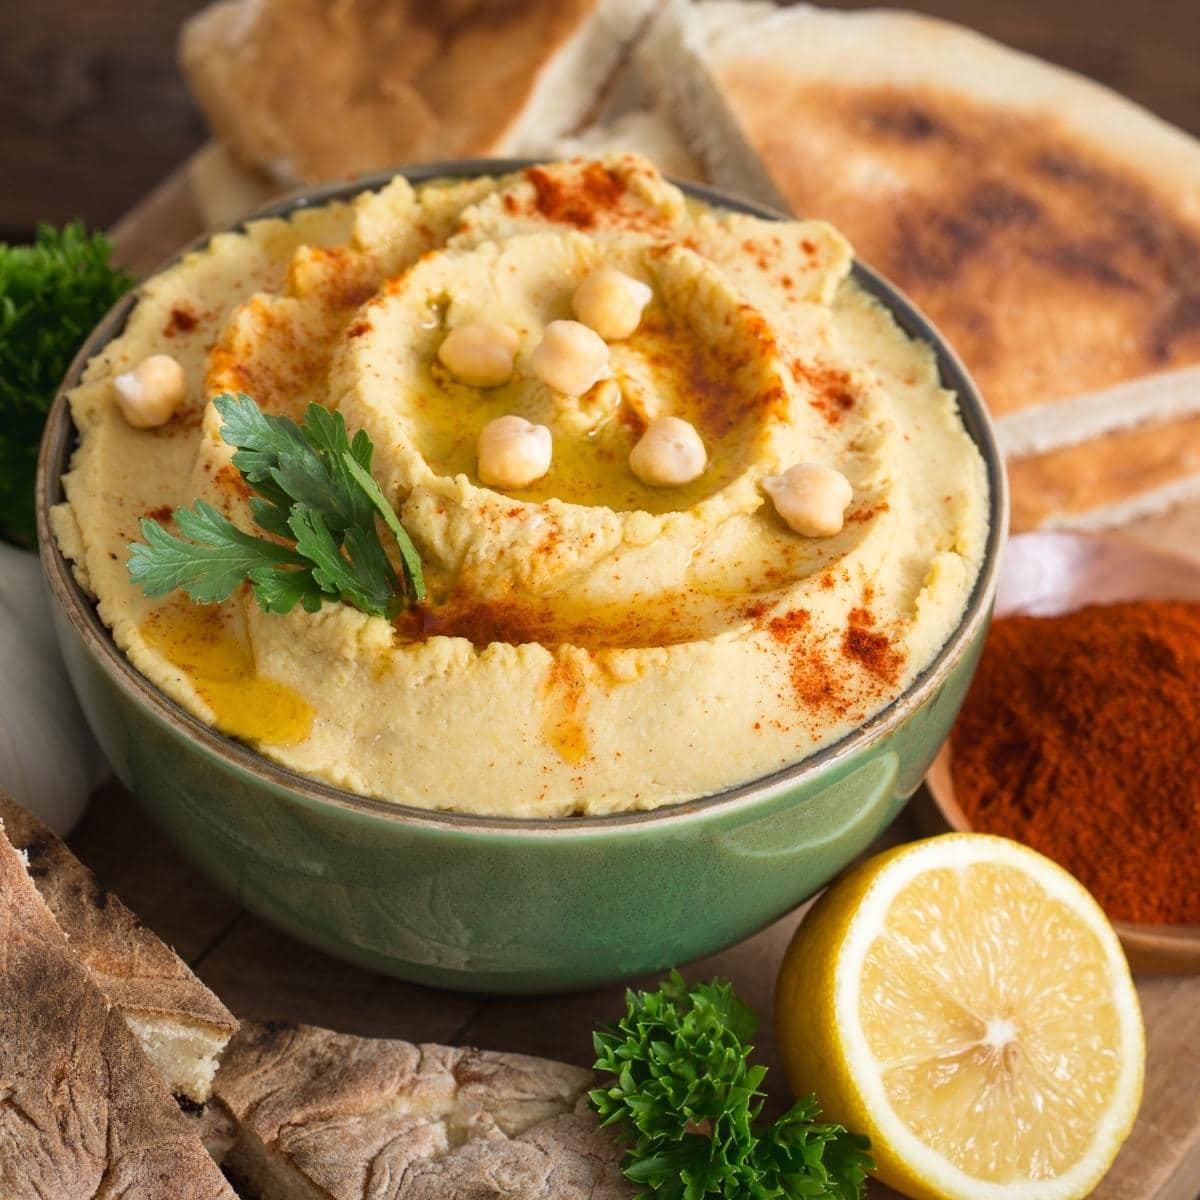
0, 223, 134, 546
591, 971, 872, 1200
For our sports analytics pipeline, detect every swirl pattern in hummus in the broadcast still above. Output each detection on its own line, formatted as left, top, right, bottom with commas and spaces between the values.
53, 157, 989, 817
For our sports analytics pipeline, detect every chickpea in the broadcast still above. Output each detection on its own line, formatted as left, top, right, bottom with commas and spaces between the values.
477, 414, 553, 489
761, 463, 853, 537
572, 267, 653, 340
113, 354, 187, 429
629, 416, 707, 486
438, 322, 520, 388
530, 320, 611, 396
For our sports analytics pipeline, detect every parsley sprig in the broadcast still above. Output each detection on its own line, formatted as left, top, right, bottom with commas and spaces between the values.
128, 392, 424, 617
0, 222, 133, 547
591, 972, 872, 1200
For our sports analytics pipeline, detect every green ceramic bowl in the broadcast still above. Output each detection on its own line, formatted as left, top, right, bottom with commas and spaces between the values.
36, 161, 1008, 994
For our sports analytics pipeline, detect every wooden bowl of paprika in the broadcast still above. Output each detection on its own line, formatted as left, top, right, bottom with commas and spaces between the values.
922, 530, 1200, 975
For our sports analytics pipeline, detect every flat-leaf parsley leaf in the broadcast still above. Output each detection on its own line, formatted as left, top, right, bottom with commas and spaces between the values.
128, 392, 424, 617
591, 971, 872, 1200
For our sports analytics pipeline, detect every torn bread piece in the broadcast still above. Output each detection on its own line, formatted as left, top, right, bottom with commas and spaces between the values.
639, 0, 1200, 425
0, 794, 237, 1103
0, 816, 237, 1199
534, 45, 703, 180
639, 0, 1200, 526
189, 140, 282, 230
1007, 410, 1200, 531
180, 0, 658, 187
544, 109, 703, 181
204, 1021, 632, 1199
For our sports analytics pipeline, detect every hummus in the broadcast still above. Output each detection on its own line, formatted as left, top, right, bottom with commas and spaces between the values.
53, 156, 989, 817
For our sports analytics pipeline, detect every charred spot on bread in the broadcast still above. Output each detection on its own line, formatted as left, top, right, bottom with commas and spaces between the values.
966, 180, 1041, 229
1150, 292, 1200, 362
19, 833, 53, 863
862, 101, 945, 141
732, 77, 1200, 409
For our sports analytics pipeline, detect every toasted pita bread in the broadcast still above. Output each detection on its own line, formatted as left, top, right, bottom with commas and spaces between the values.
640, 0, 1200, 422
203, 1021, 631, 1199
640, 1, 1200, 528
0, 794, 237, 1103
180, 0, 657, 186
0, 817, 236, 1199
1007, 411, 1200, 530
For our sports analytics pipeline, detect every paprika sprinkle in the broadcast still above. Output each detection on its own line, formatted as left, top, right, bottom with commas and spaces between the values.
950, 599, 1200, 925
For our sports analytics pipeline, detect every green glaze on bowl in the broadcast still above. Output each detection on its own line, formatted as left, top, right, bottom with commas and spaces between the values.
36, 161, 1007, 993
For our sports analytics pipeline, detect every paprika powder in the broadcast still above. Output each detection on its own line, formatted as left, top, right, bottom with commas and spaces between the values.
950, 599, 1200, 925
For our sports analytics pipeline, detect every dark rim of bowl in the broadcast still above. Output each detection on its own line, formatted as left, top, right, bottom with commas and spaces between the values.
36, 158, 1009, 836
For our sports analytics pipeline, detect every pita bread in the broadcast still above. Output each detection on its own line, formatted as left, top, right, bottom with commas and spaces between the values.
1007, 411, 1200, 530
180, 0, 657, 186
0, 817, 237, 1199
204, 1020, 632, 1199
189, 140, 281, 230
640, 1, 1200, 528
546, 109, 702, 181
0, 793, 237, 1103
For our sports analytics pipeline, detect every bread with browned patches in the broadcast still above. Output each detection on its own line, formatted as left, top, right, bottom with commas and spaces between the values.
180, 0, 657, 187
639, 1, 1200, 528
0, 815, 237, 1199
202, 1020, 632, 1199
1006, 411, 1200, 531
0, 794, 237, 1103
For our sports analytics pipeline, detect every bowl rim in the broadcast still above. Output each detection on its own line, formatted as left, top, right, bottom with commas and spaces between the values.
36, 157, 1009, 837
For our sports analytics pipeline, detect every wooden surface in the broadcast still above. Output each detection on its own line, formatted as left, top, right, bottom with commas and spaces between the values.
3, 1, 1200, 241
0, 0, 208, 238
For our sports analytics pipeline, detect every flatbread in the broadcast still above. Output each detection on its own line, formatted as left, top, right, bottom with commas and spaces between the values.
639, 1, 1200, 528
0, 816, 236, 1199
180, 0, 657, 186
643, 1, 1200, 420
205, 1021, 632, 1199
547, 108, 702, 181
0, 793, 237, 1102
1007, 411, 1200, 530
188, 140, 282, 230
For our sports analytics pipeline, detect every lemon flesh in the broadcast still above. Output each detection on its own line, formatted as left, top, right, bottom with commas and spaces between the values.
777, 834, 1144, 1200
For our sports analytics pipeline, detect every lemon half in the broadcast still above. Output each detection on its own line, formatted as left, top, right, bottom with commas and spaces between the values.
776, 834, 1144, 1200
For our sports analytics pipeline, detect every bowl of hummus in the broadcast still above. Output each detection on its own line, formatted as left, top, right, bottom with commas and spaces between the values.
38, 156, 1005, 991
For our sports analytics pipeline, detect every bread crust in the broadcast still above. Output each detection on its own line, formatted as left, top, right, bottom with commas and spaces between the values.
0, 795, 236, 1101
209, 1021, 632, 1198
180, 0, 654, 185
1008, 411, 1200, 531
0, 815, 236, 1199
